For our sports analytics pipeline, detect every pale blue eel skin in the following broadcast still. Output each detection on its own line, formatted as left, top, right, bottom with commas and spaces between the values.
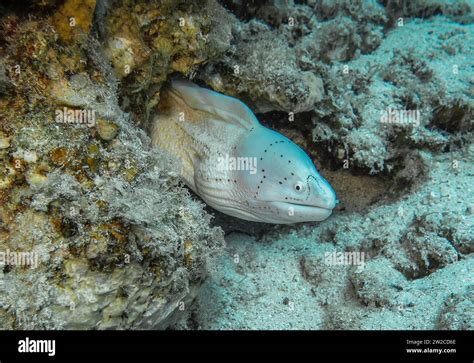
151, 79, 337, 224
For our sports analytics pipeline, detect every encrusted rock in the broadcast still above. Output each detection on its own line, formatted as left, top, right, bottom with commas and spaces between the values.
96, 119, 120, 141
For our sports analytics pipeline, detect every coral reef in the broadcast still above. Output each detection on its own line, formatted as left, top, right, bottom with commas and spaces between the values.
0, 0, 472, 330
168, 1, 473, 330
101, 0, 234, 126
0, 2, 224, 329
205, 0, 473, 176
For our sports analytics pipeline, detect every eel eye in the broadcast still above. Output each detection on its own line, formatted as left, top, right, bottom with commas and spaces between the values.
294, 181, 305, 193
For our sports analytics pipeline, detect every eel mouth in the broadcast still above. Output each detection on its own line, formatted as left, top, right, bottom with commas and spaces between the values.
269, 201, 334, 222
277, 202, 334, 212
274, 200, 335, 211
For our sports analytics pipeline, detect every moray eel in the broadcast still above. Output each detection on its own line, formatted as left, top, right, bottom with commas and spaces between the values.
151, 79, 336, 224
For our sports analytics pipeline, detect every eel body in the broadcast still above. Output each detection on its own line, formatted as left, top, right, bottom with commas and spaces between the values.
151, 79, 336, 224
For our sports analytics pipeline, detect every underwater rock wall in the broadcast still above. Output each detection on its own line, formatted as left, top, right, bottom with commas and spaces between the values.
0, 0, 472, 330
0, 1, 224, 329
